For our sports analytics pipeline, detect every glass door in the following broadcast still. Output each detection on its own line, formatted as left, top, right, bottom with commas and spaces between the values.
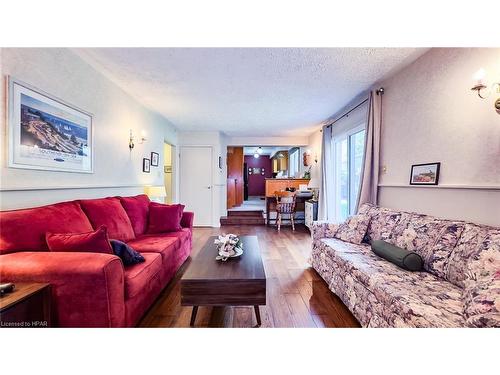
333, 126, 366, 222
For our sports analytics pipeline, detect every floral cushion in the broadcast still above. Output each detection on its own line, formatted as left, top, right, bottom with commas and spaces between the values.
363, 205, 411, 244
334, 214, 371, 244
446, 224, 495, 288
392, 213, 465, 280
461, 227, 500, 327
311, 221, 340, 241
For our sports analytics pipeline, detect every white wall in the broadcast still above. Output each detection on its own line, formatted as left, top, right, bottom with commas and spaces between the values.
377, 48, 500, 226
0, 48, 178, 210
307, 128, 322, 185
178, 131, 227, 226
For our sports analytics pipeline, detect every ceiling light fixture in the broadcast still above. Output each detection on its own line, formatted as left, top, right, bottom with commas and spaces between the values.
253, 153, 260, 158
257, 147, 263, 154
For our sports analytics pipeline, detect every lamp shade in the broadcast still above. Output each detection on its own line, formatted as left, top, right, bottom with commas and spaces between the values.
144, 185, 167, 198
308, 176, 319, 189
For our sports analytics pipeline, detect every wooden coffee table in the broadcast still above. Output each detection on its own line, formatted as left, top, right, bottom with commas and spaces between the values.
181, 235, 266, 327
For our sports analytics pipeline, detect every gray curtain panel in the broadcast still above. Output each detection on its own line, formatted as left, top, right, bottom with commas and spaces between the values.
356, 90, 382, 211
318, 124, 334, 220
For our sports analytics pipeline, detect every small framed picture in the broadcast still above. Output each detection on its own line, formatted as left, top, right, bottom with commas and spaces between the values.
151, 152, 159, 167
143, 158, 151, 173
410, 162, 440, 185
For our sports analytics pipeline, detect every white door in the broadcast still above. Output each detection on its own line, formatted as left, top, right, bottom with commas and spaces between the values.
179, 146, 213, 226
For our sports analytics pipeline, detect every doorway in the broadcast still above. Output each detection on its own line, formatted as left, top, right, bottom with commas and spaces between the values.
179, 146, 213, 226
163, 142, 175, 204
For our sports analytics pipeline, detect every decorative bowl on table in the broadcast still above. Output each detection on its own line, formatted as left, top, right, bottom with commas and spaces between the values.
214, 234, 244, 261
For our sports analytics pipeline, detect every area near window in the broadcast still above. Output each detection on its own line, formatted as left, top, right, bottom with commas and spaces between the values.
331, 101, 367, 222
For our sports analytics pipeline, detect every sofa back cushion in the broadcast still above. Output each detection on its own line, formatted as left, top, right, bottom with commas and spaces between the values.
0, 201, 93, 255
460, 226, 500, 327
79, 197, 135, 242
119, 195, 151, 236
359, 204, 410, 243
446, 223, 498, 288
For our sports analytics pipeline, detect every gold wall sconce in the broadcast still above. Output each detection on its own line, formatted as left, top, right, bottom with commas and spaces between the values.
129, 129, 147, 150
471, 68, 500, 113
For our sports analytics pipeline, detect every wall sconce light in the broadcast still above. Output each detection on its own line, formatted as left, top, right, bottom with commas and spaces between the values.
129, 129, 147, 150
471, 68, 500, 113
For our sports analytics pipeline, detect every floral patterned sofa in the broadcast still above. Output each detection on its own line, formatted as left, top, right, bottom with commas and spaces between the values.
310, 203, 500, 328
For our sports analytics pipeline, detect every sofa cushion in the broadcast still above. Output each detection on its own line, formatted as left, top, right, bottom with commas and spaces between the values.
392, 214, 465, 280
110, 239, 145, 266
446, 223, 498, 288
120, 195, 151, 236
79, 197, 135, 242
319, 238, 465, 327
0, 201, 93, 255
371, 240, 423, 271
127, 234, 179, 254
461, 226, 500, 327
124, 252, 162, 299
147, 203, 184, 234
46, 225, 113, 254
334, 214, 371, 244
364, 206, 411, 243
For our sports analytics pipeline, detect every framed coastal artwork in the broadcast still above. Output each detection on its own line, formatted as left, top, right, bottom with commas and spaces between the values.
8, 77, 94, 173
410, 162, 440, 185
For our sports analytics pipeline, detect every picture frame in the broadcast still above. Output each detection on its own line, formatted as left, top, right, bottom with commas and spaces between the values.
410, 162, 440, 185
143, 158, 151, 173
151, 152, 159, 166
8, 76, 94, 173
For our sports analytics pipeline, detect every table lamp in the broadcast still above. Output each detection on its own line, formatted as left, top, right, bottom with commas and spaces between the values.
144, 185, 167, 203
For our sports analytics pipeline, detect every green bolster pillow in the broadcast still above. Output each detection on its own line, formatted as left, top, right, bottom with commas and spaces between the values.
371, 240, 423, 271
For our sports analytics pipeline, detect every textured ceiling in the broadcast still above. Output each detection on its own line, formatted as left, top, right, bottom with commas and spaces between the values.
74, 48, 428, 136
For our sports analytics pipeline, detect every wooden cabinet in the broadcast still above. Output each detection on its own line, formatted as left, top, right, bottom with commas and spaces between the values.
227, 147, 244, 207
265, 178, 310, 197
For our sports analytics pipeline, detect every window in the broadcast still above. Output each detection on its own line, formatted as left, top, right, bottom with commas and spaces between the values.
289, 148, 300, 177
333, 126, 365, 222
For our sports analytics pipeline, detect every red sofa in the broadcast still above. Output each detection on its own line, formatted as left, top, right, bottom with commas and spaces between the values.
0, 195, 193, 327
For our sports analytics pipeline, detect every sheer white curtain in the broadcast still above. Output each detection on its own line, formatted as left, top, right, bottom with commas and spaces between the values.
318, 125, 334, 220
356, 90, 382, 210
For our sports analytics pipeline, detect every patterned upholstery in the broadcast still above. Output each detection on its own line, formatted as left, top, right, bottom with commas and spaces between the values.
310, 205, 500, 328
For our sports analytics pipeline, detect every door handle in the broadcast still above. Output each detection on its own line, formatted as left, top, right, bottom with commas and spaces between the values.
207, 186, 212, 189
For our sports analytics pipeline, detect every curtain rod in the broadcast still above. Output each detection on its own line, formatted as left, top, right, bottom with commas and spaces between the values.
325, 87, 383, 129
325, 98, 368, 129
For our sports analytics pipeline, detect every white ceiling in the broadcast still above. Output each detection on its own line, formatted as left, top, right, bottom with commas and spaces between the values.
75, 48, 428, 136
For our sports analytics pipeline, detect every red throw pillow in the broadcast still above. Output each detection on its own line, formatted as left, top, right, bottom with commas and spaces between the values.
147, 203, 185, 234
46, 225, 113, 254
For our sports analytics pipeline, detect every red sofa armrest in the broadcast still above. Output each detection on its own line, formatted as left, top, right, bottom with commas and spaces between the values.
181, 211, 194, 229
0, 252, 125, 327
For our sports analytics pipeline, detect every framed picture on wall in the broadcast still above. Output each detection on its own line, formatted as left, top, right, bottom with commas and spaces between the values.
143, 158, 151, 173
7, 76, 94, 173
151, 152, 159, 166
410, 162, 440, 185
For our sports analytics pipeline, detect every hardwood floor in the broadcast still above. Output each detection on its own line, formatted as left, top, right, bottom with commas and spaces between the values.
138, 225, 360, 328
